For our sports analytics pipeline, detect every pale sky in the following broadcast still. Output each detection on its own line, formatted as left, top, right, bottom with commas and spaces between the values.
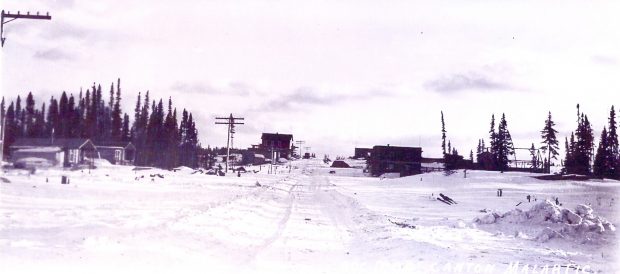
1, 0, 619, 159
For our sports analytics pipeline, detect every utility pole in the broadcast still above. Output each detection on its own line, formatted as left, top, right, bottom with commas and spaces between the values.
295, 140, 305, 159
1, 10, 52, 47
0, 116, 5, 164
215, 114, 244, 173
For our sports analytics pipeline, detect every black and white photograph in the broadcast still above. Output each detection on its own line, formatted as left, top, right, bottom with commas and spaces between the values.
1, 0, 619, 273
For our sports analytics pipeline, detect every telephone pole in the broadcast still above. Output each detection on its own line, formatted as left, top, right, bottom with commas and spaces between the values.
1, 10, 52, 47
215, 114, 244, 173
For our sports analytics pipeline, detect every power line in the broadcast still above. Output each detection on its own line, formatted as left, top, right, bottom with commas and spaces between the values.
1, 10, 52, 47
215, 113, 244, 173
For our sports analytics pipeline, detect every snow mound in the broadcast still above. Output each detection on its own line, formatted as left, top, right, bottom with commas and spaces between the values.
474, 200, 616, 243
173, 166, 195, 173
93, 158, 113, 166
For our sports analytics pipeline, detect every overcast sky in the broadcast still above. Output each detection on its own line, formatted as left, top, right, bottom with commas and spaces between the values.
1, 0, 619, 159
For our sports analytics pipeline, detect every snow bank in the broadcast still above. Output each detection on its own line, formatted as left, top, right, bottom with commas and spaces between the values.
93, 158, 113, 167
474, 200, 616, 243
173, 166, 195, 173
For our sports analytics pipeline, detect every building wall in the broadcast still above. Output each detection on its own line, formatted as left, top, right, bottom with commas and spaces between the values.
369, 146, 422, 177
12, 150, 64, 167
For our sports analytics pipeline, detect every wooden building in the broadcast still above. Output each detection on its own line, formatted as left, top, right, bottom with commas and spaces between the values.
94, 142, 136, 165
369, 145, 422, 177
259, 133, 294, 160
353, 148, 372, 159
10, 138, 98, 167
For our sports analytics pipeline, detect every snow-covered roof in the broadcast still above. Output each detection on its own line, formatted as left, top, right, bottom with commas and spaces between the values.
15, 147, 62, 153
11, 138, 94, 150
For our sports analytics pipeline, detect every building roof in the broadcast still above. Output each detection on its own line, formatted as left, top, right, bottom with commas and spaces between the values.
94, 141, 136, 150
11, 138, 94, 149
261, 133, 293, 142
372, 145, 422, 152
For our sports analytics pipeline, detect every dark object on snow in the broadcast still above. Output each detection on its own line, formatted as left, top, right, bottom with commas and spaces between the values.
369, 145, 422, 177
61, 175, 69, 184
331, 160, 350, 168
329, 170, 336, 174
437, 197, 451, 205
439, 193, 457, 204
389, 219, 416, 229
497, 189, 503, 197
255, 181, 262, 187
1, 177, 11, 183
533, 174, 590, 181
516, 202, 522, 207
304, 218, 311, 221
217, 170, 225, 176
555, 197, 560, 205
526, 195, 531, 202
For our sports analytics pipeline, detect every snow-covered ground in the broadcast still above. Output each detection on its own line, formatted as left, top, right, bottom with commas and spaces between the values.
1, 159, 619, 273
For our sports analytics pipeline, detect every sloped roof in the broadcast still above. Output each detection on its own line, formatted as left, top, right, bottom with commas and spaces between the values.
94, 141, 136, 150
261, 133, 293, 141
11, 138, 93, 149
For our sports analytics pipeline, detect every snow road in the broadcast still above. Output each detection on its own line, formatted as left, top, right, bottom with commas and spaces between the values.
1, 159, 619, 273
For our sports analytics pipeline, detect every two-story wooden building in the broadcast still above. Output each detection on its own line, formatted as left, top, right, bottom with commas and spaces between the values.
368, 145, 422, 177
258, 133, 294, 160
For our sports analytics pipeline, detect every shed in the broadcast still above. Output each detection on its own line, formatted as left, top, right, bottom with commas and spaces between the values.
331, 160, 351, 168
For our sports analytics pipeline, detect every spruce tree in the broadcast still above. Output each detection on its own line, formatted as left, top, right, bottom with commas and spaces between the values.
608, 106, 618, 178
46, 97, 59, 138
496, 113, 514, 171
3, 103, 16, 157
540, 111, 559, 173
111, 78, 123, 141
25, 92, 36, 137
68, 94, 80, 137
122, 113, 130, 142
489, 114, 497, 169
593, 127, 610, 177
15, 96, 22, 137
441, 111, 446, 155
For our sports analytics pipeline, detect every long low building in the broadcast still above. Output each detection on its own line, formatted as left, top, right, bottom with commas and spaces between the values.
368, 145, 422, 177
10, 138, 98, 168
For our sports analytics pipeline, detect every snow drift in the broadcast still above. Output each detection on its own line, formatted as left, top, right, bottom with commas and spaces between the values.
474, 200, 616, 243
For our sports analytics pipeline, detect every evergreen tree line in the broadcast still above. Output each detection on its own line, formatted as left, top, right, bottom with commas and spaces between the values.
1, 79, 201, 169
478, 113, 515, 171
463, 105, 619, 178
566, 105, 619, 178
